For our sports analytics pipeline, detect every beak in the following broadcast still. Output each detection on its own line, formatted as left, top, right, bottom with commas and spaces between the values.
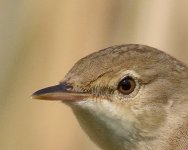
31, 83, 90, 102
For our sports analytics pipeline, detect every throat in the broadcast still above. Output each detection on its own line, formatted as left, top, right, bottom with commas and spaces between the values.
70, 100, 142, 150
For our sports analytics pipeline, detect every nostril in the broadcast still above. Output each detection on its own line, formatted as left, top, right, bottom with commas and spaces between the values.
59, 83, 73, 91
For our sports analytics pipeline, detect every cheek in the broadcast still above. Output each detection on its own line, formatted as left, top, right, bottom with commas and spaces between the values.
131, 101, 167, 132
129, 79, 171, 131
140, 79, 172, 104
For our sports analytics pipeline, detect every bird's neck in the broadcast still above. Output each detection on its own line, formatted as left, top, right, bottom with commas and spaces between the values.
151, 83, 188, 150
158, 97, 188, 149
162, 116, 188, 150
69, 83, 188, 150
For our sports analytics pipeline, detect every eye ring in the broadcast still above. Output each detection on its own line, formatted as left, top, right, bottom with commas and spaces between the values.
117, 76, 136, 95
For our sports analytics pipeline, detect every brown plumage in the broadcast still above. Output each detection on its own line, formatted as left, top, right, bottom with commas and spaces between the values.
32, 44, 188, 150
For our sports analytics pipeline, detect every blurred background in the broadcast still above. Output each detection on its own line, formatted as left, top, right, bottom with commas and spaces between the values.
0, 0, 188, 150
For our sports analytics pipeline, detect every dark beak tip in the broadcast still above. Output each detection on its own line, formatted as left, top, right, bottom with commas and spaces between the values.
30, 90, 46, 100
32, 84, 69, 95
30, 94, 38, 99
30, 88, 49, 100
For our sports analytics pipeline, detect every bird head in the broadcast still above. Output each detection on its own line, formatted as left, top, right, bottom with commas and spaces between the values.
32, 44, 188, 150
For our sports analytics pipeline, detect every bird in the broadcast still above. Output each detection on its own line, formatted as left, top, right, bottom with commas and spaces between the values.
32, 44, 188, 150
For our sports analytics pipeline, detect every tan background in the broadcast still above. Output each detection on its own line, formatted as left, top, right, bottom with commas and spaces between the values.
0, 0, 188, 150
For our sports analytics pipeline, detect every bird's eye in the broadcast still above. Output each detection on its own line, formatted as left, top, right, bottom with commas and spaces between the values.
118, 76, 136, 95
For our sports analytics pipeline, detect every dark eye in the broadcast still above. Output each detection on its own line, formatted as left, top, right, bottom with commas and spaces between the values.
118, 76, 136, 95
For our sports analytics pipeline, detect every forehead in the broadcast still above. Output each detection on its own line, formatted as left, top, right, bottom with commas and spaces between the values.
63, 44, 186, 85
